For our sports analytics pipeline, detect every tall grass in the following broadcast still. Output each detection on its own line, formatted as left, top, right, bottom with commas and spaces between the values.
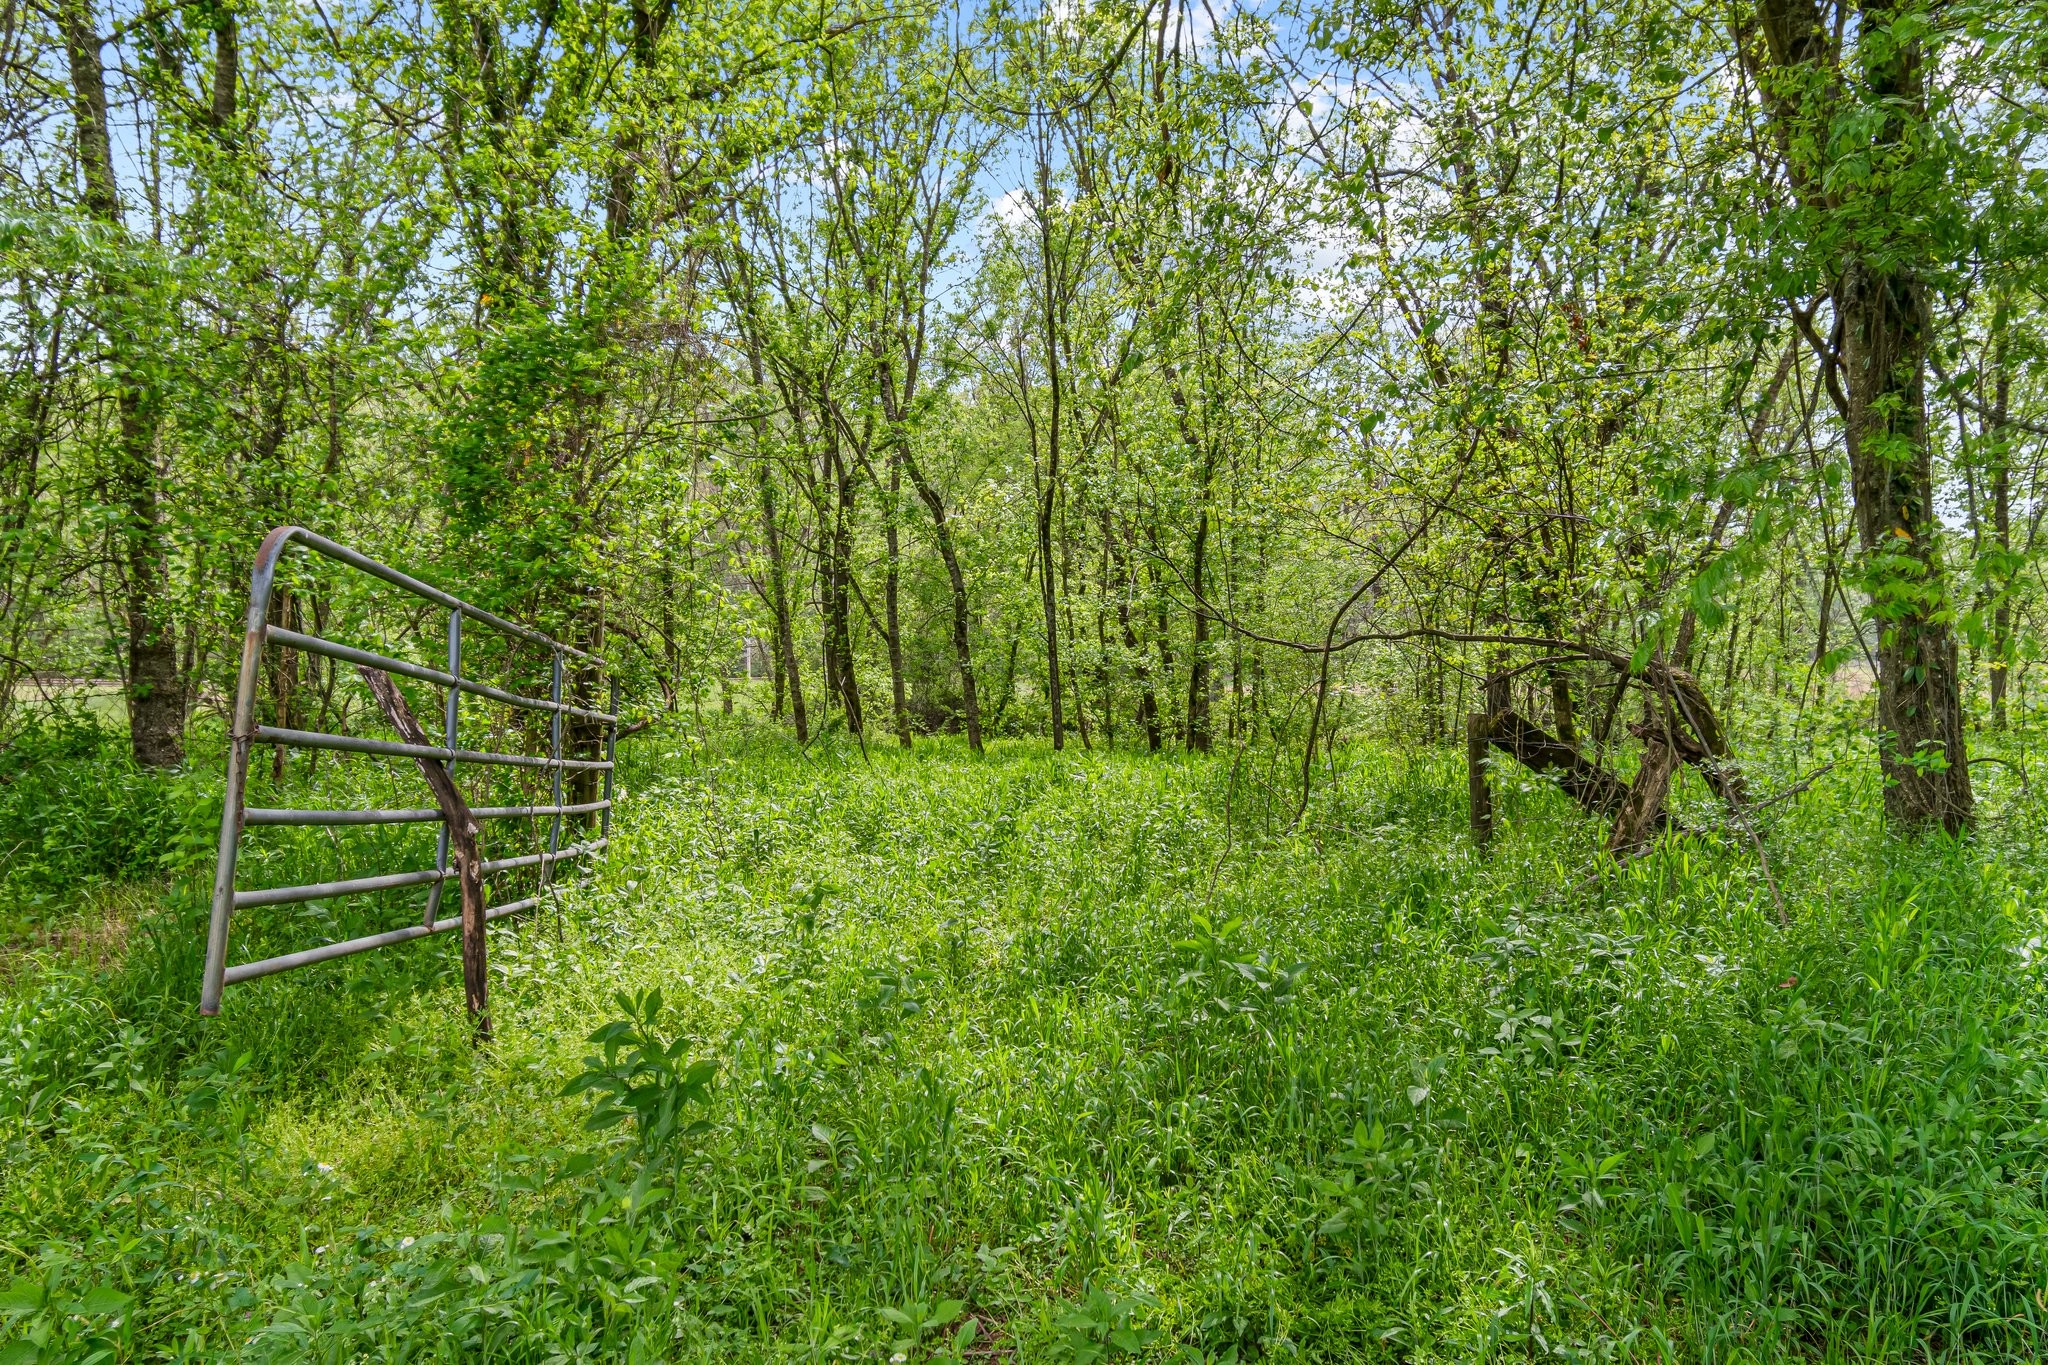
1, 724, 2045, 1361
0, 708, 188, 927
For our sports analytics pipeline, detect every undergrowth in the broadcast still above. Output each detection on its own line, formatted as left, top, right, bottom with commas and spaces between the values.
2, 723, 2046, 1362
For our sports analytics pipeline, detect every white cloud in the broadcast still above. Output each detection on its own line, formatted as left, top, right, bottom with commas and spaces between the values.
988, 186, 1031, 227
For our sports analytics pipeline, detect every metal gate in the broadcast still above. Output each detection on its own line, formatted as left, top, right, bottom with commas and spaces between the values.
202, 527, 619, 1017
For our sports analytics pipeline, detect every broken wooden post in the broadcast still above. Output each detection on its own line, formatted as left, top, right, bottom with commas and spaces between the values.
357, 666, 491, 1042
1468, 711, 1494, 846
1484, 668, 1511, 718
1547, 666, 1577, 747
1607, 728, 1679, 858
1660, 667, 1751, 815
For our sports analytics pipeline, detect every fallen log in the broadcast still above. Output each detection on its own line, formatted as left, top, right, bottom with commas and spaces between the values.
1478, 709, 1637, 820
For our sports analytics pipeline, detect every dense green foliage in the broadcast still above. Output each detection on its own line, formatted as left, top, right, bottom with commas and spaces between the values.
0, 711, 186, 923
12, 0, 2048, 1355
5, 725, 2048, 1360
9, 0, 2048, 809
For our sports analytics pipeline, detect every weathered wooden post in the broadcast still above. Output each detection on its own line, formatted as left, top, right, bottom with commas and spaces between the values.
358, 667, 491, 1041
1467, 711, 1493, 847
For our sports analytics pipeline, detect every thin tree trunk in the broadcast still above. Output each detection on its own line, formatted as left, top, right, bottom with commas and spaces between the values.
1167, 371, 1215, 754
1034, 153, 1066, 750
884, 446, 911, 747
1153, 590, 1177, 740
1185, 498, 1212, 751
823, 419, 863, 733
1988, 299, 2013, 731
1060, 507, 1090, 749
1132, 613, 1161, 751
902, 448, 981, 751
1113, 522, 1160, 751
753, 434, 805, 740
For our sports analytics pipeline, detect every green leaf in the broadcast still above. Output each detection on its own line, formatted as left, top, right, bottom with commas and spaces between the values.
72, 1286, 132, 1316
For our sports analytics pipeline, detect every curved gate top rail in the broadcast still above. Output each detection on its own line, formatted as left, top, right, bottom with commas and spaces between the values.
202, 526, 619, 1017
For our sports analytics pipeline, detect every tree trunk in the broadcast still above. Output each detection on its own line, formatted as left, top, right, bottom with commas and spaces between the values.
1838, 261, 1971, 831
1113, 525, 1160, 751
1607, 731, 1679, 858
1467, 712, 1493, 846
902, 448, 981, 752
60, 0, 183, 768
750, 352, 806, 742
1035, 158, 1066, 751
1988, 301, 2013, 731
883, 447, 911, 747
1185, 501, 1213, 752
1129, 602, 1160, 752
1749, 0, 1972, 832
1153, 591, 1177, 740
1037, 475, 1063, 748
1060, 515, 1090, 749
824, 421, 863, 733
1168, 372, 1216, 755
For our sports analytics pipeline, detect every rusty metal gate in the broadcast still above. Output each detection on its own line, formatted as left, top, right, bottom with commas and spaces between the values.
202, 526, 619, 1017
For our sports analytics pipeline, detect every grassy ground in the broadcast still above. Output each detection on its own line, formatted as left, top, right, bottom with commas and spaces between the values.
3, 725, 2047, 1361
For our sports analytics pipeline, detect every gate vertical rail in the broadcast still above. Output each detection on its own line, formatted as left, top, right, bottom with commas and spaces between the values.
423, 607, 462, 931
201, 527, 620, 1016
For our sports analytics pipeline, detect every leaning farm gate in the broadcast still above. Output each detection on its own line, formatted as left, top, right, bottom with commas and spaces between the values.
203, 527, 619, 1030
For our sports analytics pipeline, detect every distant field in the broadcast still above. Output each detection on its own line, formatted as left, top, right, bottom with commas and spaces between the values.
9, 678, 127, 723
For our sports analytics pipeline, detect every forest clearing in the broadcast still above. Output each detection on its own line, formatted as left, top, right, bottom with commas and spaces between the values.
7, 0, 2048, 1356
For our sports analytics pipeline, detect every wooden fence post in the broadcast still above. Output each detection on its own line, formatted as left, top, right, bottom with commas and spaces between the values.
1468, 712, 1493, 847
358, 667, 490, 1042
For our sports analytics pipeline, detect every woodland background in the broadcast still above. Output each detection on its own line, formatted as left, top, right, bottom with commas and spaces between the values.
11, 1, 2048, 1358
5, 0, 2046, 822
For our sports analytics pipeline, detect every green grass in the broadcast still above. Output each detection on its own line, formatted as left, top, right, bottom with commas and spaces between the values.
3, 725, 2048, 1361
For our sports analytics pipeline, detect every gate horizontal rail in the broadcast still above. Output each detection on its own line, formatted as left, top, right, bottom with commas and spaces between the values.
264, 628, 614, 722
244, 800, 612, 826
222, 891, 553, 987
229, 838, 609, 909
252, 724, 613, 771
203, 526, 620, 1017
